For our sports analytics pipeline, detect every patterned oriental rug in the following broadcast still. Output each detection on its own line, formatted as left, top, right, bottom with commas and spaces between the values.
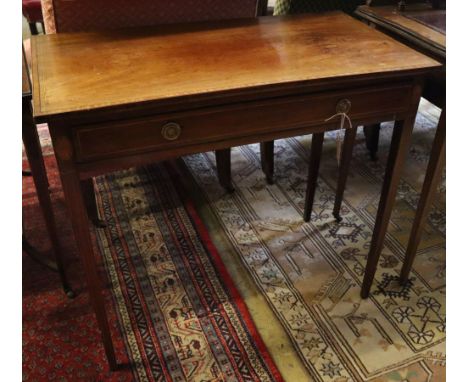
181, 99, 446, 382
23, 100, 445, 381
22, 149, 282, 380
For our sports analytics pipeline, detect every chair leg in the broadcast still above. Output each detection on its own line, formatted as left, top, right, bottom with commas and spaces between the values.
28, 22, 39, 35
333, 126, 358, 222
303, 133, 324, 222
215, 149, 234, 193
400, 109, 445, 284
81, 178, 107, 228
363, 123, 381, 161
260, 141, 274, 184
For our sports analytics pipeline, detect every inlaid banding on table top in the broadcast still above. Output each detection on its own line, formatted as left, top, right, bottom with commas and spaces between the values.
31, 12, 440, 119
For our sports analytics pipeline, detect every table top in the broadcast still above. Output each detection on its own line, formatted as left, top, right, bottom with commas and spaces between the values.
31, 12, 440, 120
356, 4, 445, 57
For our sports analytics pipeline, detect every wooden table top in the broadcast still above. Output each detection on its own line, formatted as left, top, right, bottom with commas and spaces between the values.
31, 12, 440, 120
356, 5, 445, 57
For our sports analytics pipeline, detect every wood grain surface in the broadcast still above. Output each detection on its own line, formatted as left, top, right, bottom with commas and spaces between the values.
31, 12, 440, 120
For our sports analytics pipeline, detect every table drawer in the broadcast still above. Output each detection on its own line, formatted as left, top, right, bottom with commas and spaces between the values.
73, 83, 413, 162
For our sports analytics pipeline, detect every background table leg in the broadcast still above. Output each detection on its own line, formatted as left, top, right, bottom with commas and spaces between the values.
304, 132, 324, 222
260, 141, 275, 184
333, 126, 358, 222
361, 118, 415, 298
400, 109, 445, 283
215, 148, 234, 193
81, 178, 107, 228
364, 123, 381, 161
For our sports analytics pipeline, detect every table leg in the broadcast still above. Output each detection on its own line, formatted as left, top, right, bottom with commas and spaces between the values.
361, 118, 415, 298
304, 132, 324, 222
400, 109, 445, 283
363, 123, 381, 161
22, 98, 74, 298
28, 22, 39, 35
333, 126, 358, 222
58, 169, 118, 370
81, 178, 107, 228
215, 148, 234, 192
260, 141, 275, 184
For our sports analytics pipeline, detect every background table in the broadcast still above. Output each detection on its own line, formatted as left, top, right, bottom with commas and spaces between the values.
355, 2, 445, 284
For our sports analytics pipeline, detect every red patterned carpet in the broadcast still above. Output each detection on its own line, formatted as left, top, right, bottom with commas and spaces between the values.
23, 148, 282, 381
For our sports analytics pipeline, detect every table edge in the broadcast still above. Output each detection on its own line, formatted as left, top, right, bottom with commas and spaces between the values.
33, 66, 440, 124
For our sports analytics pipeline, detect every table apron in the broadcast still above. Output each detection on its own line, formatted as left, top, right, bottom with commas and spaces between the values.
51, 81, 415, 179
73, 109, 407, 179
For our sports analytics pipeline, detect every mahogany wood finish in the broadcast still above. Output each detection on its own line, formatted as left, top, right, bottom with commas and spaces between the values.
303, 132, 325, 222
363, 123, 381, 160
31, 14, 438, 121
355, 3, 445, 290
400, 108, 445, 283
356, 4, 445, 57
355, 3, 446, 109
361, 90, 422, 298
55, 151, 118, 370
81, 178, 107, 227
360, 65, 424, 299
357, 3, 445, 159
40, 1, 265, 197
260, 141, 275, 184
31, 13, 440, 368
71, 83, 412, 162
22, 46, 73, 297
215, 149, 234, 192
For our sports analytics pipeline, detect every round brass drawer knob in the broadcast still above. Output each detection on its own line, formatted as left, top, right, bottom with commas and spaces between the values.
161, 122, 182, 141
336, 99, 351, 114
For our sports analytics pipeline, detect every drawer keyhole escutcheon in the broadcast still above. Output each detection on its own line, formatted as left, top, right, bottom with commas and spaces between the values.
336, 99, 351, 114
161, 122, 182, 141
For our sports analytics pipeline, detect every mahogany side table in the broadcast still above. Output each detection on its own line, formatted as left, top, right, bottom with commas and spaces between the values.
30, 13, 440, 369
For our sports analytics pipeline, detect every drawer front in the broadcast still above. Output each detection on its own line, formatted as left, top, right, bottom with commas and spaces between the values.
73, 83, 412, 162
